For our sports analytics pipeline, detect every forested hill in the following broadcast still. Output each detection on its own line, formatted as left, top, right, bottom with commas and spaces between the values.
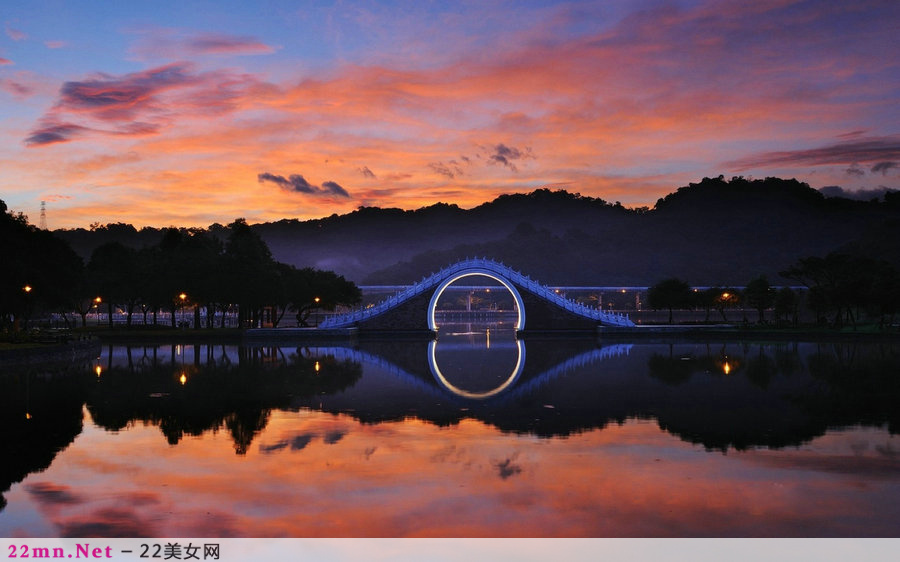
55, 177, 900, 286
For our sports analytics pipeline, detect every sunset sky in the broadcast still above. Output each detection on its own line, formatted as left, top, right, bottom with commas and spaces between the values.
1, 0, 897, 229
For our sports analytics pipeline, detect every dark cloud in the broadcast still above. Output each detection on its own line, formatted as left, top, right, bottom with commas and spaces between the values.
258, 173, 351, 198
845, 164, 865, 177
487, 143, 534, 171
291, 434, 315, 451
429, 161, 463, 179
24, 123, 89, 146
25, 482, 83, 505
260, 440, 289, 453
727, 137, 900, 170
871, 161, 898, 175
495, 458, 523, 480
358, 166, 376, 179
323, 430, 346, 445
819, 185, 896, 201
322, 181, 350, 197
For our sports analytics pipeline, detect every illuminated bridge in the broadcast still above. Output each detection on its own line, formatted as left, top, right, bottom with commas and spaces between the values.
320, 257, 635, 331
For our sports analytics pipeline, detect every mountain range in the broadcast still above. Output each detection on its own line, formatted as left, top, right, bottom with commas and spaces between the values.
56, 176, 900, 287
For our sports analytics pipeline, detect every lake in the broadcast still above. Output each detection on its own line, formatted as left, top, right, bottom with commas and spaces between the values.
1, 325, 898, 537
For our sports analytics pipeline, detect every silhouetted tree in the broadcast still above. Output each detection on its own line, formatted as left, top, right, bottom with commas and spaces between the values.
648, 277, 693, 324
287, 267, 361, 326
773, 287, 799, 325
88, 242, 141, 327
781, 252, 898, 329
224, 219, 278, 327
744, 276, 776, 323
1, 200, 84, 331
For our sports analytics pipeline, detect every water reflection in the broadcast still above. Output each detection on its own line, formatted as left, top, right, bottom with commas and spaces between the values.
1, 335, 899, 536
429, 326, 525, 398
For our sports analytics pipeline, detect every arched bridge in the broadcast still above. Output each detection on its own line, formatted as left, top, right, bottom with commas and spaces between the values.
320, 257, 635, 331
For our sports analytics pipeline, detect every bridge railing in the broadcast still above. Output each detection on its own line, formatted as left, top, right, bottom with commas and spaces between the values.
320, 257, 635, 328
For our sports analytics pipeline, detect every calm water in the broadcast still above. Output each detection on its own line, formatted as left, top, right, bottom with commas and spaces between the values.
1, 325, 899, 537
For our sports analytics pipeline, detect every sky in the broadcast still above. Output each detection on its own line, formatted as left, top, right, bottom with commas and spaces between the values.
0, 0, 898, 229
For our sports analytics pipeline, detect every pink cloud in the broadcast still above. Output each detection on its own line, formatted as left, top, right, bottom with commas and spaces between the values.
0, 78, 31, 97
5, 25, 26, 41
25, 62, 265, 146
44, 40, 67, 49
0, 57, 12, 65
129, 29, 276, 60
186, 32, 276, 55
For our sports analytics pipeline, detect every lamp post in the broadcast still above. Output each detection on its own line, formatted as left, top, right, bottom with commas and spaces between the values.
94, 296, 102, 327
314, 297, 321, 328
22, 285, 32, 331
179, 293, 187, 328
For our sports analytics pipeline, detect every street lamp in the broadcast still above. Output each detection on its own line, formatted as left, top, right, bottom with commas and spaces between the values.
314, 297, 321, 328
179, 293, 187, 327
22, 285, 33, 331
94, 296, 102, 326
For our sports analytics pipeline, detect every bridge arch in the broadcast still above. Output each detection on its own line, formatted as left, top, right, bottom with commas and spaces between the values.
427, 269, 526, 331
318, 257, 635, 331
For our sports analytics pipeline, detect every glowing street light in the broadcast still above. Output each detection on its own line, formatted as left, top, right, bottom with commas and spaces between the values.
314, 297, 321, 328
179, 293, 187, 327
94, 296, 102, 326
23, 285, 32, 293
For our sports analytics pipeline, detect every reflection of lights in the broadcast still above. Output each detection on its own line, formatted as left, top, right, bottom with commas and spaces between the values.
315, 361, 320, 373
176, 344, 182, 356
95, 365, 102, 377
23, 285, 32, 293
180, 373, 187, 385
723, 361, 731, 375
428, 338, 526, 400
486, 328, 491, 349
25, 412, 32, 420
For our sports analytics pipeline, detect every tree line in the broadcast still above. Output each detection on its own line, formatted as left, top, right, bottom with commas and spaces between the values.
1, 200, 361, 332
647, 252, 900, 329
